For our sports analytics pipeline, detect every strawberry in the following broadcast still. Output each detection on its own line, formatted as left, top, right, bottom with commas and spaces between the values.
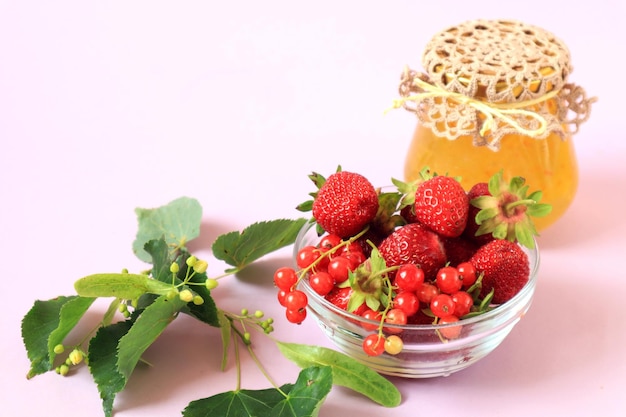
325, 286, 367, 315
468, 171, 552, 249
469, 239, 530, 304
462, 182, 496, 246
441, 236, 479, 266
311, 171, 379, 238
413, 175, 469, 238
377, 222, 447, 280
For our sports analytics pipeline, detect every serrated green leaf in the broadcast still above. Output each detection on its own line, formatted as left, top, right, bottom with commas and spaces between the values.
212, 218, 308, 272
133, 197, 202, 263
88, 321, 133, 417
271, 366, 332, 417
74, 273, 172, 299
22, 295, 95, 378
182, 385, 293, 417
276, 342, 401, 407
116, 294, 186, 380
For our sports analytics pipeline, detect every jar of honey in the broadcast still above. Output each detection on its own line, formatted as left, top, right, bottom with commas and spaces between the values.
392, 20, 595, 231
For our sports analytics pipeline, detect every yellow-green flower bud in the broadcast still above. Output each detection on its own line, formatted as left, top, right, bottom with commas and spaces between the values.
179, 289, 194, 303
53, 344, 65, 355
193, 260, 208, 274
205, 278, 219, 290
59, 364, 70, 376
69, 349, 84, 365
185, 256, 198, 267
254, 310, 264, 319
192, 295, 204, 305
169, 262, 180, 274
166, 289, 179, 300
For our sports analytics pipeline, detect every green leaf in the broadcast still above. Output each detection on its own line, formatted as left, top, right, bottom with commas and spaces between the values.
142, 238, 220, 326
116, 294, 186, 380
74, 273, 172, 299
212, 218, 308, 272
88, 321, 133, 417
133, 197, 202, 263
22, 295, 95, 378
271, 366, 333, 417
182, 385, 293, 417
276, 342, 401, 407
144, 237, 177, 283
217, 310, 231, 371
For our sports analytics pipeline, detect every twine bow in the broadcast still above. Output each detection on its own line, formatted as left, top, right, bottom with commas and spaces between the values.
388, 73, 560, 138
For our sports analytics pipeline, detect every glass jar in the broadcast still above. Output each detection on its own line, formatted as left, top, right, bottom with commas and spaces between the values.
394, 20, 594, 231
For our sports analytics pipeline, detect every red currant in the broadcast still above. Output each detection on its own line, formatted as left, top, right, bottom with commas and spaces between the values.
430, 293, 456, 318
360, 308, 382, 331
436, 266, 463, 294
277, 289, 289, 307
318, 233, 342, 253
438, 315, 462, 339
284, 290, 308, 311
384, 308, 408, 334
362, 334, 385, 356
344, 251, 366, 270
273, 267, 298, 291
393, 291, 420, 317
394, 264, 425, 292
327, 256, 351, 284
296, 246, 320, 269
285, 308, 307, 324
451, 291, 473, 317
416, 282, 440, 304
309, 271, 335, 296
457, 262, 477, 289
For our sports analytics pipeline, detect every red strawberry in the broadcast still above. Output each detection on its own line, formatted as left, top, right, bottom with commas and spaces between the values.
414, 175, 469, 238
377, 222, 447, 280
441, 236, 479, 266
469, 239, 530, 304
325, 286, 367, 315
312, 171, 379, 238
462, 182, 495, 246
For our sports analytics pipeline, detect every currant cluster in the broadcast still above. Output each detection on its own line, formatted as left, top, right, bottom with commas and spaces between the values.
274, 232, 365, 325
273, 231, 491, 357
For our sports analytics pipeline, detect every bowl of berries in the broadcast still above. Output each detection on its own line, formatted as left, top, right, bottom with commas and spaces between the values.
276, 168, 548, 378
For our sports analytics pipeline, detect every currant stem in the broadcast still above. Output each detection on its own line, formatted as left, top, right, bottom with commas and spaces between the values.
296, 225, 371, 283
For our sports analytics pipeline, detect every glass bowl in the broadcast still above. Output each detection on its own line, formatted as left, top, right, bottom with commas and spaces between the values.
293, 219, 540, 378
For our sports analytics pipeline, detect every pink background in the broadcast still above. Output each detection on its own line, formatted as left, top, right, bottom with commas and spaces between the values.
2, 1, 625, 416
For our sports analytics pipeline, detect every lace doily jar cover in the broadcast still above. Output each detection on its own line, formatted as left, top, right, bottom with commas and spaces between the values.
394, 20, 595, 230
